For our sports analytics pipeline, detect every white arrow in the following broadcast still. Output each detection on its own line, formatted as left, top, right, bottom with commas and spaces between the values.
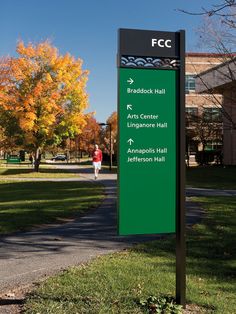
127, 104, 132, 110
127, 78, 134, 85
127, 138, 134, 145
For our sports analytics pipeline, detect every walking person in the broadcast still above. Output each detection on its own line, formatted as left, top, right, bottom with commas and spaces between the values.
92, 144, 103, 179
29, 153, 34, 167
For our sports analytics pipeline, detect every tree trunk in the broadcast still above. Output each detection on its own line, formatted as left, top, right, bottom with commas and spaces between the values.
34, 147, 41, 172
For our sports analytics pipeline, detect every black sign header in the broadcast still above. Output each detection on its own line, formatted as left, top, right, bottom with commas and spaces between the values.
119, 28, 180, 58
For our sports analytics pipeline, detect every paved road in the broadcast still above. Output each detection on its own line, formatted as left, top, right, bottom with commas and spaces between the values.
0, 165, 204, 294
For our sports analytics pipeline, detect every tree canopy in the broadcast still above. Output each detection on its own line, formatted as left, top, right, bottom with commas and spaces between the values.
0, 40, 89, 170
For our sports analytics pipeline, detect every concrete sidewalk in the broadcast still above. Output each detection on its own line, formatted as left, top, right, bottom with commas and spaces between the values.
186, 186, 236, 197
0, 167, 204, 295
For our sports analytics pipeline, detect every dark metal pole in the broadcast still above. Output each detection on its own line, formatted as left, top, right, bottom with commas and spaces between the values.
98, 122, 112, 171
176, 29, 186, 308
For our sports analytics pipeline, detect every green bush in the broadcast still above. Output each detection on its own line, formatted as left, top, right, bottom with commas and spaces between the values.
139, 295, 182, 314
195, 150, 222, 165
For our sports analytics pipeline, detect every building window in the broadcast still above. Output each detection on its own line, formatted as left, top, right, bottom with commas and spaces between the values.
186, 107, 198, 116
186, 107, 198, 122
185, 75, 196, 93
205, 141, 222, 151
203, 108, 222, 122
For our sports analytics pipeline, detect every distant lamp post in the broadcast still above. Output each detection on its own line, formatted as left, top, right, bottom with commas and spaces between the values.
99, 122, 112, 171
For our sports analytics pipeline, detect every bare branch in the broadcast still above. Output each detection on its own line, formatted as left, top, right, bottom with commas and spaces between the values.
178, 0, 236, 18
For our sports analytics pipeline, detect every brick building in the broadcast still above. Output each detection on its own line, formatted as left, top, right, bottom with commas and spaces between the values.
195, 56, 236, 165
185, 53, 224, 157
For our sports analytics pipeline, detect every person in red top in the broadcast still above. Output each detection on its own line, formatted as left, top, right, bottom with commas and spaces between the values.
92, 144, 103, 179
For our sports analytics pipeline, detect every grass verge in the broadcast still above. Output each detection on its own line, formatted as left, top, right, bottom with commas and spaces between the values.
24, 196, 236, 313
0, 181, 104, 234
186, 166, 236, 189
0, 165, 79, 178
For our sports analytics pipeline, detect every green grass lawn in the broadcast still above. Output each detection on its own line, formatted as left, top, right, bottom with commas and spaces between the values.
0, 165, 79, 178
24, 196, 236, 314
186, 166, 236, 189
0, 181, 104, 234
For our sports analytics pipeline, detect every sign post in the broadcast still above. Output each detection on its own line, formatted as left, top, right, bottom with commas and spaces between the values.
117, 28, 186, 307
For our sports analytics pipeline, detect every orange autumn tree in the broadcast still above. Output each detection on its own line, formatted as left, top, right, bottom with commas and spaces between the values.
0, 41, 89, 171
105, 111, 117, 155
107, 111, 117, 137
78, 114, 101, 155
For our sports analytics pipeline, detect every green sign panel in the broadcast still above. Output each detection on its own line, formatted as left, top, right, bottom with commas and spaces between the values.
119, 67, 177, 235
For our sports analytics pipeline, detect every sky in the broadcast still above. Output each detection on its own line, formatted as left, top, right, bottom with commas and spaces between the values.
0, 0, 217, 122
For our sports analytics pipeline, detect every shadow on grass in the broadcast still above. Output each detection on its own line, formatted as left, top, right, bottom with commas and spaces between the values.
133, 196, 236, 289
0, 167, 76, 176
186, 165, 236, 189
186, 197, 236, 281
0, 181, 104, 235
0, 178, 158, 260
